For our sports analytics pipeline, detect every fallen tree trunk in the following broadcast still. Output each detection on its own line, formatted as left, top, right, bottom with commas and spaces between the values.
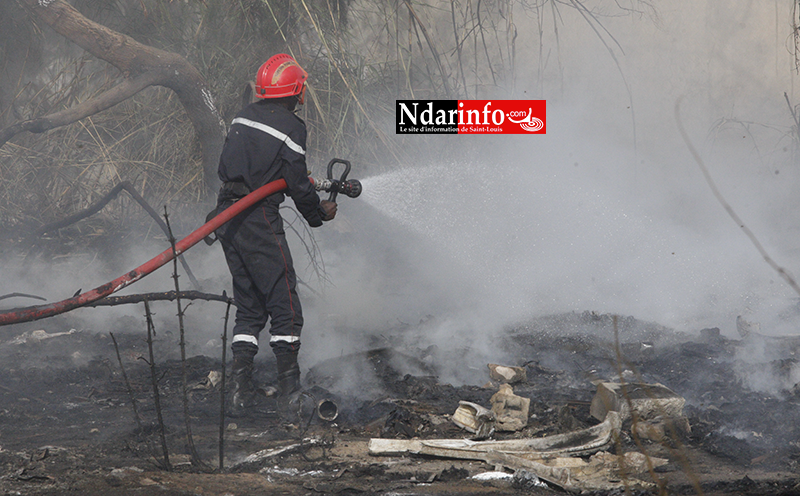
7, 0, 226, 191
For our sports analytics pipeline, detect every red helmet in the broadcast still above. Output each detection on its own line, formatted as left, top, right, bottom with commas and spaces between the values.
254, 54, 308, 103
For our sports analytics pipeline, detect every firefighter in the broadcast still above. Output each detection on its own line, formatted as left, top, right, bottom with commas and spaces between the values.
216, 54, 337, 417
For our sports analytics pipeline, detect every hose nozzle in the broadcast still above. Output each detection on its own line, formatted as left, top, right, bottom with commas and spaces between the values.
334, 179, 362, 198
312, 178, 361, 198
314, 158, 363, 202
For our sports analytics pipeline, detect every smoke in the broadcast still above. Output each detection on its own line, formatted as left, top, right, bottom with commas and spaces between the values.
300, 0, 800, 388
0, 238, 233, 355
3, 1, 800, 395
308, 126, 800, 334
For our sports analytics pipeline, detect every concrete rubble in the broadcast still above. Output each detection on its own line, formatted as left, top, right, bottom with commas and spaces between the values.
369, 411, 661, 491
370, 374, 690, 491
590, 381, 691, 443
451, 401, 495, 439
490, 383, 530, 431
590, 381, 686, 422
487, 363, 527, 384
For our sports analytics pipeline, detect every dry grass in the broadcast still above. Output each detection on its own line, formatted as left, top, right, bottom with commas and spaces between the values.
0, 76, 205, 248
0, 0, 653, 253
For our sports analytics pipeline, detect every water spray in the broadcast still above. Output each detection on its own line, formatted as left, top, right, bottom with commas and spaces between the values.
0, 159, 363, 326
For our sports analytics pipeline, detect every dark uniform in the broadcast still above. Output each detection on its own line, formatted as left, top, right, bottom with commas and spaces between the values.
217, 100, 326, 363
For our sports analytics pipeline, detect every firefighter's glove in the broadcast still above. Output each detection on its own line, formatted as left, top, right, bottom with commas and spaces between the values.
319, 200, 337, 221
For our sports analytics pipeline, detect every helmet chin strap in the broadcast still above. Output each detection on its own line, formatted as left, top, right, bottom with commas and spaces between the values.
298, 84, 307, 105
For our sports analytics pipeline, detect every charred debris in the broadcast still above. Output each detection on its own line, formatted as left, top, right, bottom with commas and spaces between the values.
0, 311, 798, 494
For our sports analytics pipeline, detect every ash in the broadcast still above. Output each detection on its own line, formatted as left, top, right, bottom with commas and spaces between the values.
0, 311, 798, 495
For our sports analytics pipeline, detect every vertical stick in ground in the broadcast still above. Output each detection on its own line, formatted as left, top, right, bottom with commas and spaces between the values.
219, 298, 231, 472
163, 206, 205, 468
144, 299, 171, 471
111, 330, 161, 466
110, 332, 144, 434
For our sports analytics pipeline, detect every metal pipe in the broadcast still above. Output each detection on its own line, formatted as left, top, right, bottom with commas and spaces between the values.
317, 399, 339, 422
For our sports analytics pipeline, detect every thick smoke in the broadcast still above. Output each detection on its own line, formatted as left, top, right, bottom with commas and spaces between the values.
3, 1, 800, 392
302, 1, 800, 386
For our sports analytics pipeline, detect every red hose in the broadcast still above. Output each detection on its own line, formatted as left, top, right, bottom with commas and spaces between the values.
0, 178, 295, 326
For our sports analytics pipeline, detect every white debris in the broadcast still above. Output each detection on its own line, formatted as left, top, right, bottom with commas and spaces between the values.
259, 466, 324, 477
236, 438, 322, 467
488, 364, 527, 383
9, 329, 76, 345
471, 471, 512, 481
262, 466, 298, 476
452, 401, 495, 439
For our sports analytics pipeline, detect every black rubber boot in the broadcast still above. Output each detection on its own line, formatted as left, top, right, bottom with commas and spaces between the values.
275, 352, 302, 422
276, 352, 301, 397
229, 355, 276, 417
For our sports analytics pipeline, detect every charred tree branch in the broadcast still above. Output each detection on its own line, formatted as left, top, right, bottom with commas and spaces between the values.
402, 0, 452, 98
165, 208, 207, 470
676, 98, 800, 298
219, 299, 231, 472
30, 181, 202, 291
32, 182, 125, 238
85, 291, 231, 307
784, 92, 800, 144
109, 331, 152, 462
144, 300, 171, 471
0, 293, 46, 302
449, 0, 468, 97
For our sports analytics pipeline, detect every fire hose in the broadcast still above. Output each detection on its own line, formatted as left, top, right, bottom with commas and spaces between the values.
0, 159, 362, 326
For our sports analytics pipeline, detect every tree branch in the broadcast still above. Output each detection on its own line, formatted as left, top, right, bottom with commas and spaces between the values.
12, 0, 226, 190
0, 72, 157, 148
85, 291, 231, 307
29, 181, 203, 291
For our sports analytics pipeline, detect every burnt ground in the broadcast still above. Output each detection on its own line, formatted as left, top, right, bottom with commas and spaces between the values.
0, 311, 799, 495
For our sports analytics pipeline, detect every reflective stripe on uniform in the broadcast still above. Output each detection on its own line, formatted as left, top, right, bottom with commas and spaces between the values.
270, 335, 300, 343
232, 334, 258, 346
231, 117, 306, 155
